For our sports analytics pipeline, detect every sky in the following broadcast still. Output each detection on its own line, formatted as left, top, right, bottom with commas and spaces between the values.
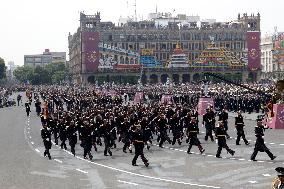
1, 0, 284, 66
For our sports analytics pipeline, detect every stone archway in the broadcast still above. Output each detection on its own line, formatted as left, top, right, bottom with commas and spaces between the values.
87, 75, 95, 84
141, 74, 147, 84
172, 74, 180, 84
125, 57, 129, 64
119, 56, 124, 64
248, 72, 256, 82
149, 74, 158, 84
182, 74, 190, 83
193, 73, 200, 82
161, 74, 169, 84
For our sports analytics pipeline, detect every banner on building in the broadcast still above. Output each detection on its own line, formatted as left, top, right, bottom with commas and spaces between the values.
83, 31, 100, 72
246, 31, 261, 70
273, 33, 284, 65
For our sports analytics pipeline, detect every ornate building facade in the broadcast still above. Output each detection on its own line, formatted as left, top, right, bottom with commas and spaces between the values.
68, 12, 261, 84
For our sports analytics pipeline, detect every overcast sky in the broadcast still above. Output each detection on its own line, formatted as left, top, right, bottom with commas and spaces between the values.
1, 0, 283, 66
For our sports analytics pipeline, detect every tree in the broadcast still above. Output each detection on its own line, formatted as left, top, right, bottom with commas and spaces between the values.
0, 57, 6, 80
14, 62, 68, 85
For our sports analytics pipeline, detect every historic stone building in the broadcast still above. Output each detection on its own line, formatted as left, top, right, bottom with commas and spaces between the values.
68, 12, 261, 84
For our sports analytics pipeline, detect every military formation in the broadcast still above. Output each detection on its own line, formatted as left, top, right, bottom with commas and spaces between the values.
19, 82, 279, 167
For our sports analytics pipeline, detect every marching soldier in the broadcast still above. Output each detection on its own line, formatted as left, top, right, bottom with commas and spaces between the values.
215, 121, 235, 158
272, 167, 284, 189
203, 108, 215, 142
250, 119, 276, 161
41, 124, 52, 160
132, 126, 149, 167
235, 111, 249, 145
157, 114, 172, 148
25, 102, 31, 117
100, 119, 113, 156
186, 117, 205, 154
218, 109, 230, 139
67, 121, 77, 156
81, 121, 94, 160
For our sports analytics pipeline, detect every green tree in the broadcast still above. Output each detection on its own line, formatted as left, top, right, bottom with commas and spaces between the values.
0, 57, 6, 80
14, 62, 68, 85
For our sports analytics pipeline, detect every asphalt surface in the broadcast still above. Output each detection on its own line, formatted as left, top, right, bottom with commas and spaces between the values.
0, 92, 284, 189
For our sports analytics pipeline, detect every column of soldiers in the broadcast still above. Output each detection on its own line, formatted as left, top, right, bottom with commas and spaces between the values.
24, 85, 276, 167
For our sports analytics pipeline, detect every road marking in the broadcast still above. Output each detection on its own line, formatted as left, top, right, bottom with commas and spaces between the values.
257, 161, 264, 163
54, 159, 63, 164
262, 174, 271, 177
238, 159, 245, 161
76, 168, 88, 174
280, 144, 284, 146
35, 149, 40, 153
117, 180, 138, 186
53, 142, 221, 188
31, 142, 34, 145
248, 181, 257, 184
269, 143, 275, 145
207, 155, 214, 157
230, 158, 236, 160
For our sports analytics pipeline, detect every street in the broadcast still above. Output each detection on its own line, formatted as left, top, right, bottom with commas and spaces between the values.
0, 93, 283, 189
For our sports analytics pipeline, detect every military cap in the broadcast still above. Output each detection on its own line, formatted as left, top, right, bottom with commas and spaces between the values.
275, 167, 284, 176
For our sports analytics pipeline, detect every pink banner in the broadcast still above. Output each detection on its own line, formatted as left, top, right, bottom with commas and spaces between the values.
134, 92, 143, 105
246, 32, 261, 70
197, 97, 214, 115
160, 94, 173, 105
83, 31, 100, 72
265, 104, 284, 129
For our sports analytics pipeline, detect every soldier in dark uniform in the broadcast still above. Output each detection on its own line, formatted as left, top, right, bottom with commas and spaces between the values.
132, 126, 149, 167
218, 109, 230, 139
67, 121, 77, 156
157, 114, 172, 147
272, 167, 284, 189
215, 121, 235, 158
186, 117, 205, 154
235, 111, 249, 145
58, 119, 67, 150
170, 113, 182, 145
250, 119, 276, 161
41, 124, 52, 160
81, 121, 94, 160
17, 94, 22, 106
25, 102, 31, 117
203, 108, 214, 142
100, 119, 113, 156
121, 118, 132, 153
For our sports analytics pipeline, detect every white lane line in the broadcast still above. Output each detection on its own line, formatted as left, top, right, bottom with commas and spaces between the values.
262, 174, 271, 177
31, 142, 34, 145
54, 159, 63, 164
53, 142, 221, 189
280, 144, 284, 146
117, 180, 138, 186
230, 158, 236, 160
257, 161, 264, 163
238, 159, 245, 161
35, 149, 40, 153
248, 181, 258, 184
269, 143, 275, 145
207, 155, 214, 157
76, 168, 88, 174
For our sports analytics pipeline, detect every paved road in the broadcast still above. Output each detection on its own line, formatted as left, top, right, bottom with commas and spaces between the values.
1, 93, 284, 189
